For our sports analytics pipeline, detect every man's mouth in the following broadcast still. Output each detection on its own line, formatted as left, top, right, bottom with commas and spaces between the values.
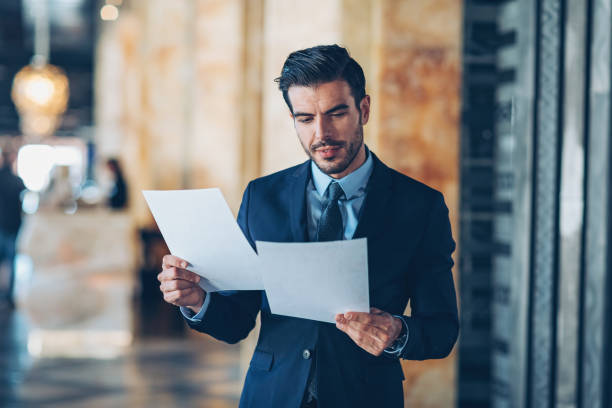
316, 145, 342, 159
312, 142, 344, 159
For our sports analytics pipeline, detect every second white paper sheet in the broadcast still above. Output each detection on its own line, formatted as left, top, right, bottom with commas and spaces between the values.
143, 189, 263, 292
256, 239, 370, 323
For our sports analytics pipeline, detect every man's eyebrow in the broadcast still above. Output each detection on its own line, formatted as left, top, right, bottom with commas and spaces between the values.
293, 111, 313, 117
293, 104, 350, 117
324, 104, 349, 114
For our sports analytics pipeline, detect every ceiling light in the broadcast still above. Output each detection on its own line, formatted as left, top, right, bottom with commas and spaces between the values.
100, 4, 119, 21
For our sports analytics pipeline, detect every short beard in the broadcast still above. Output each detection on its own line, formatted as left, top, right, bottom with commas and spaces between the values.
306, 125, 364, 176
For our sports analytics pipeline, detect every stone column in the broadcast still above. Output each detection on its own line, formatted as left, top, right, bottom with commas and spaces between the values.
374, 1, 462, 406
581, 1, 612, 406
556, 0, 588, 406
461, 1, 612, 407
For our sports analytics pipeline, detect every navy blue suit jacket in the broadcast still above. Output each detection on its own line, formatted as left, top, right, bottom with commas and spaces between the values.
184, 153, 459, 408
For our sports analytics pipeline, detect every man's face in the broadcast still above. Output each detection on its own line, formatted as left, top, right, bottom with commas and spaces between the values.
288, 80, 370, 179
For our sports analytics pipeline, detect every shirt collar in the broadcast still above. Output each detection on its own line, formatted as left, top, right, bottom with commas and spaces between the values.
310, 146, 374, 199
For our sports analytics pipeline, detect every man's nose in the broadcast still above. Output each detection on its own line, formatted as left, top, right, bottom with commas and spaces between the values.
314, 117, 332, 139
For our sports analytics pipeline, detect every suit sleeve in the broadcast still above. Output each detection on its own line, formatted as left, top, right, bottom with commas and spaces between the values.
400, 191, 459, 360
182, 182, 262, 344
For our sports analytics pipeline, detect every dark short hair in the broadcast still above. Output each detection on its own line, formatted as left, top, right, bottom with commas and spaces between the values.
274, 44, 366, 113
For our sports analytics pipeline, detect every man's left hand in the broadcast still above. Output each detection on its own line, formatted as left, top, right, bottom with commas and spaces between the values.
335, 307, 403, 356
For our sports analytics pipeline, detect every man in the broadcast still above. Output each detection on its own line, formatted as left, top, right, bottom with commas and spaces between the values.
0, 148, 25, 308
158, 45, 458, 408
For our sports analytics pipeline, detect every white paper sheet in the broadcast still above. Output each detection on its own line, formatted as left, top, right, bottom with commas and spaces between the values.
142, 189, 263, 292
256, 239, 370, 323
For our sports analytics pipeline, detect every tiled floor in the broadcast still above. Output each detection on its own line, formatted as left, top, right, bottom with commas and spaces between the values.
0, 307, 242, 407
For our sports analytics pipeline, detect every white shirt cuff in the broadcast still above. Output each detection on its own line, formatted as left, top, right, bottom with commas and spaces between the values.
180, 293, 211, 322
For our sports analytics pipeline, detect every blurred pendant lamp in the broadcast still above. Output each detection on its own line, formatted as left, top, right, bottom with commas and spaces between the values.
11, 0, 69, 140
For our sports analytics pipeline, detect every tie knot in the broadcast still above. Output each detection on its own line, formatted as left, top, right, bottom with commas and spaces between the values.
327, 181, 344, 201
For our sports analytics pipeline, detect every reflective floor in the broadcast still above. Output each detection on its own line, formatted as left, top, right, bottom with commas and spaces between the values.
0, 306, 242, 407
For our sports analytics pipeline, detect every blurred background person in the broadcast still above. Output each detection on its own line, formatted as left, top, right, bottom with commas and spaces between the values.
0, 149, 25, 308
106, 158, 127, 210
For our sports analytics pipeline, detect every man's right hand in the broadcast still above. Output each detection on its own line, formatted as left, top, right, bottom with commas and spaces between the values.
158, 254, 206, 314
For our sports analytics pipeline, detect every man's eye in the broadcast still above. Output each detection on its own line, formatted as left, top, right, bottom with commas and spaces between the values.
298, 117, 313, 123
332, 112, 347, 117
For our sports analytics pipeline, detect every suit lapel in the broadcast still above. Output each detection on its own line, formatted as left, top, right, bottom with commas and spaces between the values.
288, 153, 393, 242
289, 160, 311, 242
353, 153, 394, 239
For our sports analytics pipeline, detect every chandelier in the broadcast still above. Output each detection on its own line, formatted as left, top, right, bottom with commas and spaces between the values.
12, 59, 69, 138
11, 0, 70, 139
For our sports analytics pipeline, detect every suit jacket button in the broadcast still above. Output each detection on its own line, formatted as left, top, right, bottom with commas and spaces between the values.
302, 349, 311, 360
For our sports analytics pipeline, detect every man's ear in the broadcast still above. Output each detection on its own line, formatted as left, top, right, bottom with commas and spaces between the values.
360, 95, 371, 125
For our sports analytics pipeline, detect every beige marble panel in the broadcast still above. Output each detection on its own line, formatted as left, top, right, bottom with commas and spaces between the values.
381, 0, 462, 48
374, 1, 462, 407
96, 11, 151, 227
378, 46, 460, 212
341, 0, 378, 149
95, 23, 124, 158
98, 0, 248, 218
139, 0, 192, 191
97, 1, 190, 227
190, 0, 245, 211
260, 0, 343, 176
240, 0, 265, 188
117, 12, 155, 228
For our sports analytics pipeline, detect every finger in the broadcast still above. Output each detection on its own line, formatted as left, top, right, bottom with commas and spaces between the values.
160, 279, 197, 292
345, 311, 390, 330
163, 287, 196, 304
336, 314, 355, 328
342, 319, 390, 348
162, 254, 189, 270
366, 309, 395, 331
370, 307, 385, 315
338, 320, 385, 355
157, 267, 196, 283
170, 287, 204, 308
368, 308, 397, 332
336, 318, 387, 348
157, 267, 200, 283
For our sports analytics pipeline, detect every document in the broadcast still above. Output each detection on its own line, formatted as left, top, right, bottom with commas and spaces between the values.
256, 239, 370, 324
142, 189, 263, 292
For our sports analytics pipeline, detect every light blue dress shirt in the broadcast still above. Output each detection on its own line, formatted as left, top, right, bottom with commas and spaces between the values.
180, 149, 408, 356
306, 149, 373, 241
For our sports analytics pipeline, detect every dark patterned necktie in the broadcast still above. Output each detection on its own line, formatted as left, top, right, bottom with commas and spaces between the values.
315, 181, 345, 242
305, 181, 345, 404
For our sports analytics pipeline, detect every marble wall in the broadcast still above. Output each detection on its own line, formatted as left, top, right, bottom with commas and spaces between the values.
373, 2, 461, 406
95, 1, 462, 406
376, 0, 461, 226
97, 0, 247, 221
